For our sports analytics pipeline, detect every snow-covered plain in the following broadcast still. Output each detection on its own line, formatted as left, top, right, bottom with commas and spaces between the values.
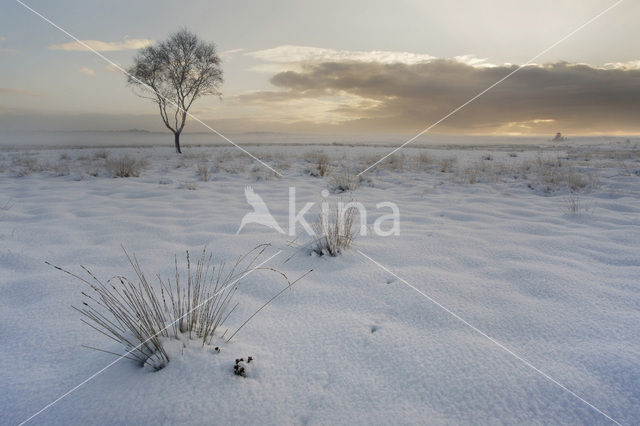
1, 139, 639, 425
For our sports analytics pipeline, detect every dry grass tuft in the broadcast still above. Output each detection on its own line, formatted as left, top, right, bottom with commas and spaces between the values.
463, 166, 480, 184
417, 151, 432, 167
327, 169, 360, 193
311, 202, 358, 256
565, 193, 582, 214
386, 153, 405, 171
307, 150, 330, 177
11, 155, 42, 176
534, 157, 597, 192
107, 155, 147, 177
439, 158, 456, 173
564, 193, 593, 215
183, 151, 210, 162
50, 245, 279, 371
196, 163, 210, 182
94, 150, 109, 160
47, 161, 71, 177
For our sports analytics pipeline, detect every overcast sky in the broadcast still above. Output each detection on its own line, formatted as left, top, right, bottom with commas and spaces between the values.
1, 0, 639, 136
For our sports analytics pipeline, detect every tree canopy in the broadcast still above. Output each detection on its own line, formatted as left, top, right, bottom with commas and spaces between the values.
127, 28, 223, 153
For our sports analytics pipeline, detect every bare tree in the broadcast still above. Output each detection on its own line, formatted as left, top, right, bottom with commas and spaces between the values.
127, 29, 223, 153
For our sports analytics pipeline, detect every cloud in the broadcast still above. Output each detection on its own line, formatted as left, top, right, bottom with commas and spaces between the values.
246, 45, 501, 72
453, 54, 495, 68
238, 59, 640, 134
79, 67, 95, 76
247, 45, 436, 67
603, 60, 640, 70
220, 48, 244, 60
49, 38, 153, 52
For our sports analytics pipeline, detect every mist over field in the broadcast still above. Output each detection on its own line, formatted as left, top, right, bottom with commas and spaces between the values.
1, 129, 635, 150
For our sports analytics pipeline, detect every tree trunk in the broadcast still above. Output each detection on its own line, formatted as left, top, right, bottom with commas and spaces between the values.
174, 132, 182, 154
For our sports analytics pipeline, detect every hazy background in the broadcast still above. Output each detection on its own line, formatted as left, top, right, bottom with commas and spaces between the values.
1, 0, 639, 143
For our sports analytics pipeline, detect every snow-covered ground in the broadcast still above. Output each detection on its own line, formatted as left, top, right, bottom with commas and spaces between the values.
1, 139, 639, 425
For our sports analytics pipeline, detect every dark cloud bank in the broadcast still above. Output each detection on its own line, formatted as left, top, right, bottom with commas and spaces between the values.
244, 60, 640, 134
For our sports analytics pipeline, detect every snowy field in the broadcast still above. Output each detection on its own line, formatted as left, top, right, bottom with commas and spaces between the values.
1, 138, 639, 425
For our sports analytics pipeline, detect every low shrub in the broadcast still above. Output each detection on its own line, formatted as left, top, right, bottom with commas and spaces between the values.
107, 155, 146, 177
11, 155, 42, 176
